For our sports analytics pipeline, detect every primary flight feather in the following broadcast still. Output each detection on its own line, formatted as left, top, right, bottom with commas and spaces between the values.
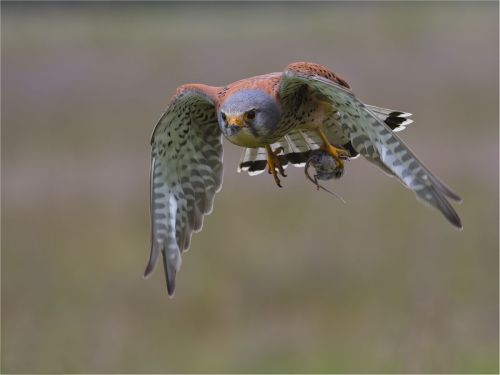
144, 62, 462, 297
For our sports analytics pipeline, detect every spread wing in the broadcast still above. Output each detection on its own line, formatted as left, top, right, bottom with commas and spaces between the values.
144, 85, 223, 297
280, 64, 462, 229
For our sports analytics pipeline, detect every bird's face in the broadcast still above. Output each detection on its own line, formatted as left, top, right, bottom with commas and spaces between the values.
218, 89, 281, 147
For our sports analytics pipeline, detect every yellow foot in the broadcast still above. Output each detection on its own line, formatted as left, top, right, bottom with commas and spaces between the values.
322, 143, 349, 171
315, 128, 350, 174
265, 145, 287, 187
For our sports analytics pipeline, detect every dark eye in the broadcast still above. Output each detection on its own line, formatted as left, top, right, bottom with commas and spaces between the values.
245, 109, 256, 120
221, 112, 227, 121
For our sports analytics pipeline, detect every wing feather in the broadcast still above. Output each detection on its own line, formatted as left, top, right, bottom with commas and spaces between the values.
280, 67, 462, 229
145, 86, 223, 296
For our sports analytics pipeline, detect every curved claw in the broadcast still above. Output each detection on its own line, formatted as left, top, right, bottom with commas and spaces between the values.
266, 145, 287, 187
315, 127, 349, 174
272, 173, 283, 188
277, 163, 287, 178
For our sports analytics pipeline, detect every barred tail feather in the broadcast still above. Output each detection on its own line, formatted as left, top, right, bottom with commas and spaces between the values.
237, 129, 323, 175
366, 104, 414, 132
278, 69, 460, 229
238, 105, 413, 176
237, 147, 267, 175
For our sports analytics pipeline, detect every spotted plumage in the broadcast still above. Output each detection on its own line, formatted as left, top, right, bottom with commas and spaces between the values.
145, 61, 462, 297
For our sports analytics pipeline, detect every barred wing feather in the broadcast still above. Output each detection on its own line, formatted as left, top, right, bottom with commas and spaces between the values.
237, 107, 412, 174
280, 69, 462, 229
144, 88, 223, 296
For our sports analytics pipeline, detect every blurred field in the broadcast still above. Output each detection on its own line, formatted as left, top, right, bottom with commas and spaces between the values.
1, 2, 498, 373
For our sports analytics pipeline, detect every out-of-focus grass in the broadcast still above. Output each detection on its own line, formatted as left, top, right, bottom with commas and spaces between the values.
2, 2, 498, 373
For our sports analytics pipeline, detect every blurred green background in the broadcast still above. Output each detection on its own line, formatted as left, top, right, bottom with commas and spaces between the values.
2, 2, 498, 373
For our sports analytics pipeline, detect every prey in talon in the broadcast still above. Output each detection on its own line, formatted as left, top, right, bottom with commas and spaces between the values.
147, 61, 463, 297
265, 145, 287, 187
305, 149, 346, 202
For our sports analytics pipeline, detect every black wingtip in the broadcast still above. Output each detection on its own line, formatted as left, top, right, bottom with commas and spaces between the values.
439, 183, 463, 203
449, 192, 463, 204
143, 265, 153, 279
442, 203, 463, 231
426, 173, 463, 204
143, 245, 159, 279
388, 111, 404, 117
450, 215, 463, 231
161, 251, 176, 298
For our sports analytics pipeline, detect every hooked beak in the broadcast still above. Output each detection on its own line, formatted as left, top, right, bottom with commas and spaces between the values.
227, 115, 245, 127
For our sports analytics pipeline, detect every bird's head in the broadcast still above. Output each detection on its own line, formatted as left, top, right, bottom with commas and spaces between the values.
218, 89, 281, 147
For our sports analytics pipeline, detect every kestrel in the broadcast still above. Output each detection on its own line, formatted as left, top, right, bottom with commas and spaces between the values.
144, 62, 462, 296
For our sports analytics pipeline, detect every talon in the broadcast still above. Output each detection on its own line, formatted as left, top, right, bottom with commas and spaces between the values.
315, 128, 348, 177
321, 144, 345, 176
274, 174, 283, 188
278, 163, 287, 178
269, 165, 282, 188
266, 145, 287, 187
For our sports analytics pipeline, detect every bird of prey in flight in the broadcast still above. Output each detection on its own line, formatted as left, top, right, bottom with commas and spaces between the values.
144, 62, 462, 296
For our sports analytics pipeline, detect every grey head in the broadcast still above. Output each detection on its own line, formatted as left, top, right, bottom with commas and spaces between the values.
218, 89, 281, 147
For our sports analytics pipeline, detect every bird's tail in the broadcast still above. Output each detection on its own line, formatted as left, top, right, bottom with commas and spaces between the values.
237, 105, 413, 175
